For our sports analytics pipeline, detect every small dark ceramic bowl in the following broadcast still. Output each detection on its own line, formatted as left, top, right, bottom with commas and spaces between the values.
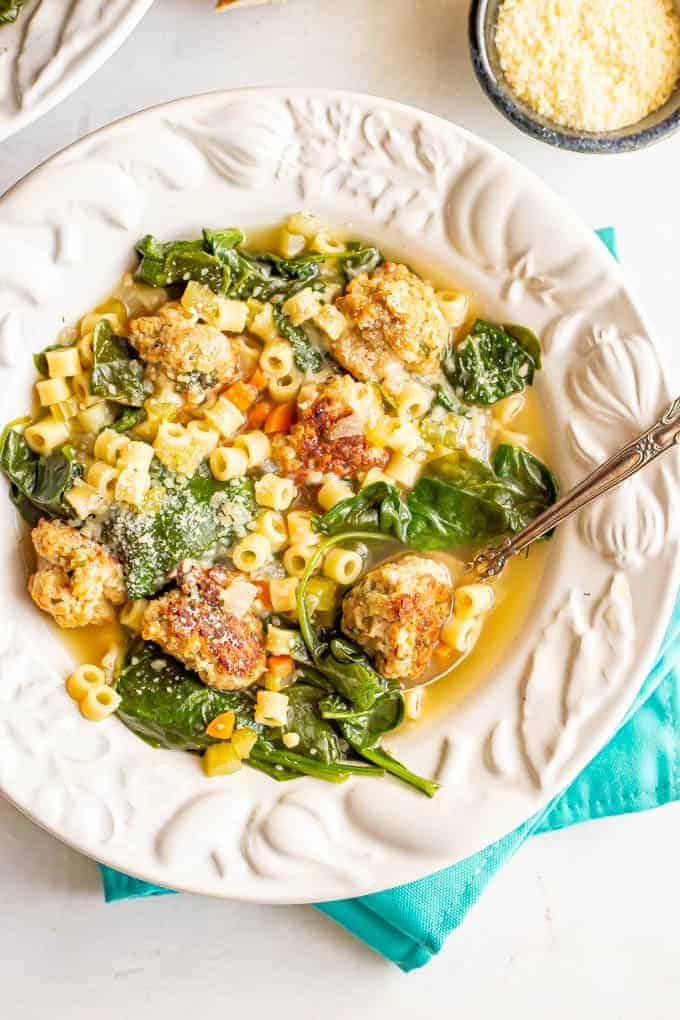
469, 0, 680, 153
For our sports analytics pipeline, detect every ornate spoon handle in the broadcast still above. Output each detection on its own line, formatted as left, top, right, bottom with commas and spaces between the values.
472, 397, 680, 579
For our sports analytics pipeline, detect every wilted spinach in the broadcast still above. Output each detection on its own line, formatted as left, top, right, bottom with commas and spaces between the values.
116, 641, 259, 751
134, 235, 225, 292
272, 308, 323, 373
407, 445, 557, 550
109, 406, 147, 433
33, 344, 63, 376
0, 1, 24, 24
105, 467, 255, 599
90, 321, 146, 406
0, 425, 82, 524
442, 319, 542, 406
134, 228, 383, 303
116, 641, 382, 784
313, 448, 557, 554
313, 481, 411, 543
295, 531, 439, 795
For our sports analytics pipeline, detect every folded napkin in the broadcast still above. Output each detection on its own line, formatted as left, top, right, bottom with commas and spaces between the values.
99, 228, 680, 970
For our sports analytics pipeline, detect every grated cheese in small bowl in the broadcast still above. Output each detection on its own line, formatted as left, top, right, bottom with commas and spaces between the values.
469, 0, 680, 151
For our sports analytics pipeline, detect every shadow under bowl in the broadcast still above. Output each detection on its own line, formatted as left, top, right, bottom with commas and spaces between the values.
469, 0, 680, 153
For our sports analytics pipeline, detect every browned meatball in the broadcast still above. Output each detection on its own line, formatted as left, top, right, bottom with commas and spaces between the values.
341, 555, 452, 680
141, 562, 266, 691
273, 373, 388, 484
128, 301, 239, 403
333, 262, 450, 380
29, 518, 126, 628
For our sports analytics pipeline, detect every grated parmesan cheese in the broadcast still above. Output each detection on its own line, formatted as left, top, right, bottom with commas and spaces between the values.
495, 0, 680, 132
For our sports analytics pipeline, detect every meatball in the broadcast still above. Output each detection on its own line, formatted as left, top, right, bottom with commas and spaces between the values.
128, 301, 239, 403
273, 373, 389, 484
333, 262, 450, 380
141, 561, 266, 691
29, 518, 126, 629
341, 555, 452, 680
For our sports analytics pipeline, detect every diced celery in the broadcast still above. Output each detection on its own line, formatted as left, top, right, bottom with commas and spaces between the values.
51, 397, 79, 422
231, 727, 258, 760
305, 577, 339, 614
202, 741, 242, 777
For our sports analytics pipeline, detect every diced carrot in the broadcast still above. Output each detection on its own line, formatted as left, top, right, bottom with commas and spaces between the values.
205, 711, 236, 740
253, 579, 272, 610
264, 400, 296, 434
224, 380, 257, 412
433, 642, 454, 661
248, 366, 266, 391
267, 655, 295, 679
248, 399, 273, 430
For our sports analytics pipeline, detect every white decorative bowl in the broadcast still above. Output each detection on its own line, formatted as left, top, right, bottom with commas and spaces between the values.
0, 89, 677, 903
0, 0, 154, 143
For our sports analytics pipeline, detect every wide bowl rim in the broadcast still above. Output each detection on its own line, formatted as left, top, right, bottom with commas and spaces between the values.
0, 86, 677, 903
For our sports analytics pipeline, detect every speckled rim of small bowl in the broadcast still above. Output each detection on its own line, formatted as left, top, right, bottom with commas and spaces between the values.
468, 0, 680, 154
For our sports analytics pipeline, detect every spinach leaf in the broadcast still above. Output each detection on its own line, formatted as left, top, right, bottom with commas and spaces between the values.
105, 468, 256, 599
0, 1, 24, 24
90, 321, 146, 406
492, 443, 558, 530
0, 425, 82, 524
116, 641, 259, 751
270, 683, 342, 763
406, 445, 557, 550
272, 308, 323, 373
442, 318, 541, 406
33, 344, 63, 376
339, 242, 383, 280
431, 384, 470, 417
109, 407, 147, 433
407, 476, 508, 550
250, 740, 384, 783
134, 235, 225, 292
320, 685, 438, 797
503, 323, 542, 370
117, 642, 382, 784
314, 482, 411, 543
134, 229, 384, 303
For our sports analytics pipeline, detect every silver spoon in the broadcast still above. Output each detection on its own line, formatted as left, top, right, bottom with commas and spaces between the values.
471, 396, 680, 579
405, 397, 680, 692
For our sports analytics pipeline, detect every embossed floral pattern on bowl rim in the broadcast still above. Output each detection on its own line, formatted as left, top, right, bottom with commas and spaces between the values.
0, 89, 677, 904
0, 0, 155, 143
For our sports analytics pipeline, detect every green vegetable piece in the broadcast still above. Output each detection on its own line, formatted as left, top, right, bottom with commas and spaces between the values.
116, 641, 259, 751
134, 234, 224, 292
105, 468, 256, 599
313, 482, 411, 542
407, 445, 557, 550
339, 242, 383, 280
431, 384, 470, 417
33, 344, 63, 376
492, 443, 558, 532
503, 323, 542, 369
0, 1, 24, 24
295, 531, 439, 796
272, 308, 323, 372
109, 407, 146, 434
442, 318, 540, 406
0, 425, 82, 524
90, 321, 146, 407
270, 683, 342, 763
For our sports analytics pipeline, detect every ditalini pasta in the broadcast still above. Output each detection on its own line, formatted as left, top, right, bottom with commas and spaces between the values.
1, 213, 556, 797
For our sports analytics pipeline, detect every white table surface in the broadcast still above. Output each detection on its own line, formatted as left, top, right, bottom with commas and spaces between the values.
1, 0, 679, 1015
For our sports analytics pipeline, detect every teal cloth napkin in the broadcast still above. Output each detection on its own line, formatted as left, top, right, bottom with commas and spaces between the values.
98, 228, 680, 968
